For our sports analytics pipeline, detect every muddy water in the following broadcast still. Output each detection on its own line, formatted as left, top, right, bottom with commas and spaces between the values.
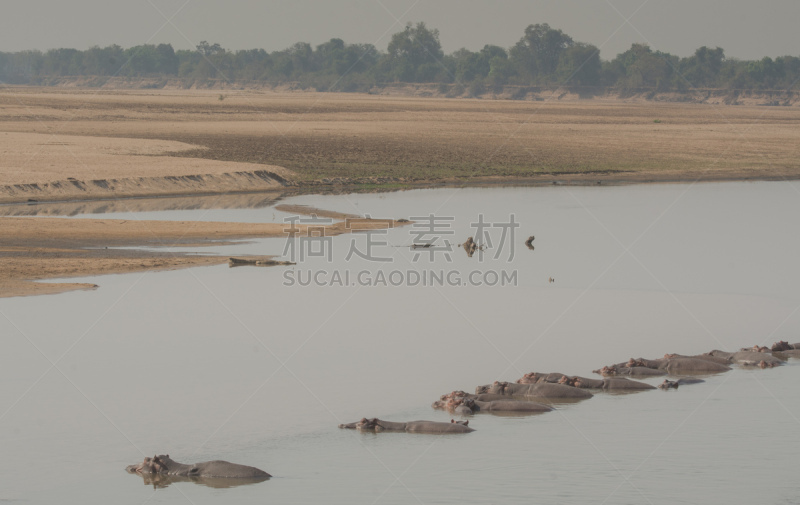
2, 182, 800, 504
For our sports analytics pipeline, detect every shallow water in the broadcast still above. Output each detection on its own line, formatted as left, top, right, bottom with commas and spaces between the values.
2, 181, 800, 504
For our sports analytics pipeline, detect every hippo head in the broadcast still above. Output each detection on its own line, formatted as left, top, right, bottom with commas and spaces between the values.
126, 455, 171, 475
475, 381, 508, 395
355, 418, 380, 431
434, 391, 471, 411
598, 365, 617, 377
772, 341, 791, 352
558, 375, 577, 387
484, 381, 508, 395
658, 380, 678, 390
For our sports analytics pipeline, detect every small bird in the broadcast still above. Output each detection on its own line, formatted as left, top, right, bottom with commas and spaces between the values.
548, 277, 554, 283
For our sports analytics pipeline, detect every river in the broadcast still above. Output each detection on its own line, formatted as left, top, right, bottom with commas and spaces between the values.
2, 181, 799, 504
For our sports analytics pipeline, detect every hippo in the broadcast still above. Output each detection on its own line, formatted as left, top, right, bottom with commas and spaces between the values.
126, 455, 270, 480
475, 381, 593, 401
594, 364, 667, 377
740, 345, 770, 353
432, 391, 553, 415
518, 372, 655, 391
133, 473, 267, 489
339, 418, 474, 434
658, 378, 705, 390
771, 341, 800, 352
517, 372, 567, 384
462, 397, 553, 414
595, 356, 731, 377
661, 358, 732, 374
431, 390, 476, 415
707, 350, 784, 368
770, 342, 800, 358
665, 353, 732, 366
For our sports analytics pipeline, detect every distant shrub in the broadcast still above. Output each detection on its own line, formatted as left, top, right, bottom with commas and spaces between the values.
446, 84, 464, 97
468, 80, 485, 97
510, 87, 529, 100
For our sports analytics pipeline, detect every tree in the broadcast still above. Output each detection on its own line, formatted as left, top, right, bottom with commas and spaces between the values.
387, 22, 444, 82
196, 41, 224, 57
556, 43, 601, 86
680, 46, 725, 88
611, 44, 673, 90
510, 23, 574, 82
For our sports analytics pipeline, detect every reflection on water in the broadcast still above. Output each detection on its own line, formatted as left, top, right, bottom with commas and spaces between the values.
0, 191, 286, 216
132, 473, 270, 489
2, 182, 800, 504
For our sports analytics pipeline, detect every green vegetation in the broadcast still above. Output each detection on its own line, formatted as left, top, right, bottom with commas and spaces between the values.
1, 22, 798, 93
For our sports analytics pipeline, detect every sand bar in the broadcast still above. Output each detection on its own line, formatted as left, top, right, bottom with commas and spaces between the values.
0, 215, 404, 298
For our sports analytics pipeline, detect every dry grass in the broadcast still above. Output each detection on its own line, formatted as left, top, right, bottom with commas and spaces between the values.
2, 87, 799, 189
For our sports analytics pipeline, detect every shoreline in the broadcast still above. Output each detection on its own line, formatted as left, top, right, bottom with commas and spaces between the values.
0, 215, 406, 299
3, 168, 799, 207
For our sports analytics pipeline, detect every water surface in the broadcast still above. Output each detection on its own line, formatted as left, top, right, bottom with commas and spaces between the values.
2, 181, 800, 504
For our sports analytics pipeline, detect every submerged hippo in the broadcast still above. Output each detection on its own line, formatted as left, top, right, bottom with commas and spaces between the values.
740, 345, 770, 353
707, 350, 784, 368
517, 372, 654, 391
771, 341, 800, 352
476, 381, 593, 401
126, 455, 270, 480
771, 341, 800, 358
432, 391, 553, 415
339, 418, 474, 434
594, 364, 667, 377
595, 356, 731, 377
658, 378, 705, 390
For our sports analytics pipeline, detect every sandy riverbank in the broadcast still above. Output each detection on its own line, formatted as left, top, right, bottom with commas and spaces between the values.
0, 215, 403, 298
1, 87, 799, 204
2, 87, 798, 297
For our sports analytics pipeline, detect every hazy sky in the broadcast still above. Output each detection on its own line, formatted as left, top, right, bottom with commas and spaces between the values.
3, 0, 799, 60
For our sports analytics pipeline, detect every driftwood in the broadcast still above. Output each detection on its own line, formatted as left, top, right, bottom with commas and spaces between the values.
228, 257, 295, 267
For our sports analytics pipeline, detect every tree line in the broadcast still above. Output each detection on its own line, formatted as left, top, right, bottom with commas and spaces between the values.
1, 22, 798, 94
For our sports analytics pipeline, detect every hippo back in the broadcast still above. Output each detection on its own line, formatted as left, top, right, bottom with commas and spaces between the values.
662, 358, 731, 375
601, 378, 656, 390
188, 461, 271, 479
